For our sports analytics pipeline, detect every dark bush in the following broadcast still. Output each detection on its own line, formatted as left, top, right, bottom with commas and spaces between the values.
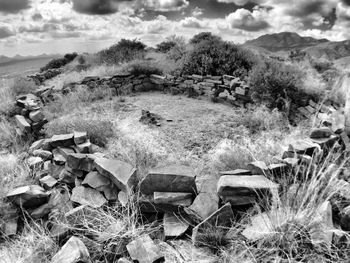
123, 60, 163, 76
182, 38, 256, 77
98, 39, 146, 65
249, 59, 311, 110
156, 41, 177, 53
40, 52, 78, 72
190, 32, 221, 45
311, 59, 334, 73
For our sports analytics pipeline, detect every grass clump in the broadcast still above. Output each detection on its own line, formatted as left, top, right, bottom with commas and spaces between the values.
11, 77, 37, 96
122, 60, 163, 76
44, 117, 114, 147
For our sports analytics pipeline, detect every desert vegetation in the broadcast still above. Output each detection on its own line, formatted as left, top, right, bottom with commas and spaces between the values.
0, 31, 349, 263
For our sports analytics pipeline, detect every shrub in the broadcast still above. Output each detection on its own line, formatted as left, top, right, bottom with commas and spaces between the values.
249, 59, 312, 110
40, 52, 78, 72
190, 32, 221, 45
182, 38, 256, 77
98, 39, 146, 65
122, 60, 163, 76
11, 77, 37, 96
311, 59, 334, 73
156, 41, 177, 53
44, 117, 114, 147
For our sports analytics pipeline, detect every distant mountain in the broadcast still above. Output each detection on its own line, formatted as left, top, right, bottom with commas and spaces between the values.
0, 53, 60, 64
244, 32, 329, 52
244, 32, 350, 60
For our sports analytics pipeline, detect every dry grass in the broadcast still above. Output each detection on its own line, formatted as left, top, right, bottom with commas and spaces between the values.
0, 79, 15, 114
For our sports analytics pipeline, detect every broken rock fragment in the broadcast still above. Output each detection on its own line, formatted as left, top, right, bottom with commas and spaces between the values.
126, 235, 164, 263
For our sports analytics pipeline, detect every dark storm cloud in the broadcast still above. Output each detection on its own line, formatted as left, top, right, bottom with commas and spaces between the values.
32, 13, 43, 21
342, 0, 350, 6
0, 0, 30, 13
0, 27, 14, 38
71, 0, 132, 15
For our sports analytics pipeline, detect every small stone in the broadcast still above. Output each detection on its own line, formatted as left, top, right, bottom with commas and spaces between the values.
247, 161, 269, 175
140, 165, 196, 195
118, 258, 132, 263
74, 131, 87, 145
51, 236, 91, 263
288, 140, 321, 156
94, 157, 137, 192
185, 192, 219, 222
126, 235, 164, 263
118, 191, 128, 206
268, 163, 288, 177
29, 110, 44, 123
82, 171, 110, 189
6, 185, 49, 209
15, 115, 31, 133
67, 153, 95, 172
57, 147, 76, 158
219, 169, 252, 176
310, 127, 332, 139
39, 175, 57, 190
282, 158, 299, 167
52, 148, 67, 165
32, 149, 52, 160
164, 213, 189, 238
76, 140, 92, 153
27, 156, 43, 169
71, 186, 107, 208
97, 184, 119, 201
59, 169, 76, 185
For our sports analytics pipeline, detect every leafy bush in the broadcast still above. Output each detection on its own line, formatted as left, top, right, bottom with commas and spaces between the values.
122, 60, 163, 76
182, 38, 256, 77
12, 77, 37, 96
40, 52, 78, 72
311, 59, 334, 73
190, 32, 221, 45
156, 41, 177, 53
249, 59, 314, 110
44, 117, 114, 147
98, 39, 146, 65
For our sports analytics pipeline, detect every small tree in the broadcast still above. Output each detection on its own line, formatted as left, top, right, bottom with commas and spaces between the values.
156, 41, 177, 53
190, 32, 221, 45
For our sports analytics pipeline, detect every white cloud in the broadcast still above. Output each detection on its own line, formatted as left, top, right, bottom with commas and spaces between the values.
226, 8, 269, 31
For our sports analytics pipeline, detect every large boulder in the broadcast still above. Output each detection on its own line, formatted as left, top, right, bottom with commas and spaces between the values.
217, 175, 278, 206
51, 236, 91, 263
126, 235, 164, 263
6, 185, 49, 209
93, 158, 136, 192
140, 165, 196, 195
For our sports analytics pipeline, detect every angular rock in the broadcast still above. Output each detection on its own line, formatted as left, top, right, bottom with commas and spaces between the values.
51, 236, 91, 263
53, 148, 67, 165
192, 203, 233, 244
57, 147, 76, 158
39, 175, 57, 190
29, 110, 44, 123
310, 135, 338, 150
184, 192, 219, 222
71, 186, 107, 208
310, 127, 332, 139
139, 194, 190, 213
268, 163, 288, 177
50, 134, 74, 148
82, 171, 110, 189
94, 157, 137, 192
76, 140, 92, 153
140, 165, 196, 195
247, 161, 269, 175
74, 131, 87, 145
59, 169, 77, 185
118, 191, 128, 206
67, 153, 95, 172
164, 213, 189, 238
282, 158, 299, 167
126, 235, 164, 263
288, 140, 321, 156
340, 205, 350, 231
15, 115, 31, 133
6, 185, 49, 209
217, 175, 278, 206
219, 169, 252, 176
97, 184, 119, 201
154, 192, 192, 204
27, 156, 43, 169
32, 149, 52, 160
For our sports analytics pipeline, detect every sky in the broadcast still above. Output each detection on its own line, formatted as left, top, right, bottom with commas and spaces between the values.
0, 0, 350, 56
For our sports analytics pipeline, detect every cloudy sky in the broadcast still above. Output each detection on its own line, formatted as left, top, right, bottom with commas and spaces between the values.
0, 0, 350, 56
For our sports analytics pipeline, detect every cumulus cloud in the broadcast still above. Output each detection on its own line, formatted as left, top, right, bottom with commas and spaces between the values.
216, 0, 266, 5
226, 8, 269, 31
180, 17, 204, 28
143, 0, 189, 11
71, 0, 132, 15
0, 0, 30, 14
0, 26, 15, 38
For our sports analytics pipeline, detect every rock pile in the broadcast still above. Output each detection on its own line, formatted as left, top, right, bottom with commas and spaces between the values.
13, 93, 47, 137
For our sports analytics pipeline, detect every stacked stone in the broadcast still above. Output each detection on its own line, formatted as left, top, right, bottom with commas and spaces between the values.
28, 68, 62, 85
14, 93, 47, 137
139, 165, 197, 238
5, 131, 137, 239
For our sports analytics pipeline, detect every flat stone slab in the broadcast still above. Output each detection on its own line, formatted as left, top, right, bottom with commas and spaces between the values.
288, 140, 321, 156
247, 161, 269, 174
6, 185, 49, 209
15, 115, 31, 133
310, 127, 332, 139
164, 213, 189, 238
217, 175, 278, 206
39, 175, 57, 190
82, 171, 110, 189
140, 165, 196, 195
219, 169, 252, 176
51, 236, 91, 263
184, 192, 219, 222
67, 153, 96, 172
27, 156, 43, 169
71, 186, 107, 208
50, 134, 74, 148
29, 110, 44, 123
126, 235, 164, 263
74, 131, 87, 145
153, 192, 192, 204
94, 157, 136, 192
